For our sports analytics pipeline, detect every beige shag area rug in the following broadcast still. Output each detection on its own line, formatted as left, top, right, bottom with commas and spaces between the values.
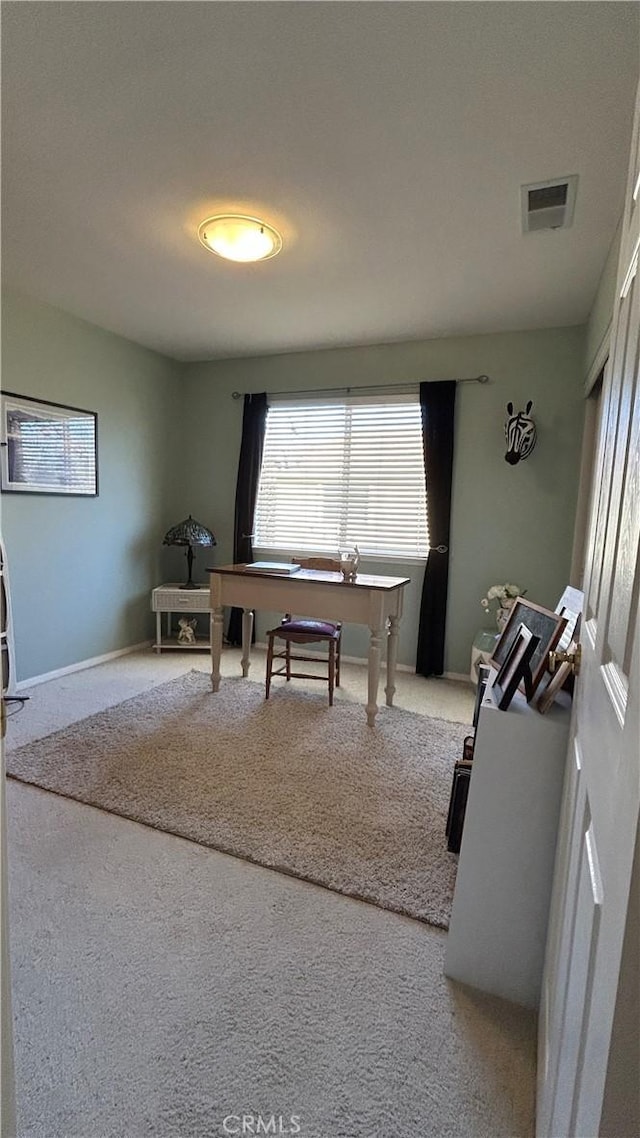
7, 671, 467, 927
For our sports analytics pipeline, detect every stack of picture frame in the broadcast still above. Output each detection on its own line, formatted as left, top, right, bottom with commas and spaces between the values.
446, 664, 491, 854
446, 588, 584, 855
487, 596, 571, 713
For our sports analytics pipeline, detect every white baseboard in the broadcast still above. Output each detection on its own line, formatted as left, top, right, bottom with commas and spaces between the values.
254, 640, 471, 680
444, 671, 475, 684
15, 641, 154, 691
15, 641, 473, 691
253, 639, 416, 672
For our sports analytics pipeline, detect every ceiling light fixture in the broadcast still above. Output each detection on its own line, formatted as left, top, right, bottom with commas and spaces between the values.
197, 214, 282, 263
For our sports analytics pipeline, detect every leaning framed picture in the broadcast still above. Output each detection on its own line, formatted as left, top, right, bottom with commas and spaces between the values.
536, 640, 578, 714
0, 391, 98, 496
554, 584, 583, 652
493, 623, 539, 710
489, 597, 567, 699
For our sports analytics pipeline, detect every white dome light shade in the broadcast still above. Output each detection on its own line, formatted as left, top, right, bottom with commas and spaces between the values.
197, 215, 283, 262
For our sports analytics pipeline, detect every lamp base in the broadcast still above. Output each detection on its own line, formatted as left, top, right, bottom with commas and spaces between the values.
180, 544, 197, 589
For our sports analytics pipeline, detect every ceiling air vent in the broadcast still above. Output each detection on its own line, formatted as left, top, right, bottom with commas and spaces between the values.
521, 175, 578, 233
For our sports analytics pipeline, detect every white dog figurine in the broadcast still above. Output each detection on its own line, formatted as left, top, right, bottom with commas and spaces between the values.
177, 617, 197, 645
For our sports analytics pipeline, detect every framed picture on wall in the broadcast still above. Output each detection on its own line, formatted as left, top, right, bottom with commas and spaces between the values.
0, 391, 98, 496
488, 597, 567, 699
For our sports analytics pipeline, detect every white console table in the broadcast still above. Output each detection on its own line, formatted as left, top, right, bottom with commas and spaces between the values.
469, 628, 500, 683
150, 584, 211, 652
444, 676, 571, 1008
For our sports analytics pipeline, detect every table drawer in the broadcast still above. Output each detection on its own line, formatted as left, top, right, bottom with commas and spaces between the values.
152, 588, 210, 612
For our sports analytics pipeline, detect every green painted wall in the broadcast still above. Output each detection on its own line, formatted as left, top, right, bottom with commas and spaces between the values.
585, 220, 622, 382
181, 326, 585, 676
1, 291, 182, 682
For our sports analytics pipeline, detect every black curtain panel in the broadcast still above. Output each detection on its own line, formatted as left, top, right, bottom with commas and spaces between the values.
227, 393, 268, 646
416, 381, 456, 677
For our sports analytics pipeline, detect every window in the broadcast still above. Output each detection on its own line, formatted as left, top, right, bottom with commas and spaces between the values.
254, 394, 428, 559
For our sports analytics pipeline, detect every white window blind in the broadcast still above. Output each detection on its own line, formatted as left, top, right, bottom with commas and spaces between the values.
254, 394, 429, 559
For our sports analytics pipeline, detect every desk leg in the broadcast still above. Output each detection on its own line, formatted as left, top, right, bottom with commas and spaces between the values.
385, 615, 398, 706
211, 605, 224, 692
241, 609, 253, 677
155, 612, 161, 654
366, 625, 382, 727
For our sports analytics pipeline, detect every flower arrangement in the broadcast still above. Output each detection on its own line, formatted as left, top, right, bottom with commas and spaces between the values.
480, 583, 523, 614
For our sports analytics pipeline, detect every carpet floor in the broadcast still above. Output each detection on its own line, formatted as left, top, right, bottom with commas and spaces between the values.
7, 670, 467, 928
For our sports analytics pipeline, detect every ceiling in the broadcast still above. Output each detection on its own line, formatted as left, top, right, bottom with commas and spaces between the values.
2, 2, 638, 362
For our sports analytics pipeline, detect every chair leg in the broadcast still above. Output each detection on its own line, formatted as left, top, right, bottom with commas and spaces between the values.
286, 638, 291, 681
336, 636, 341, 688
328, 640, 336, 706
266, 633, 275, 699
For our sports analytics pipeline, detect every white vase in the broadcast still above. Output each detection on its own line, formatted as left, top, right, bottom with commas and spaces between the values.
496, 598, 515, 631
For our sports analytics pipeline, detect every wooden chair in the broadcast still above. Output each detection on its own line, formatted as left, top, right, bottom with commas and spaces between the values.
265, 557, 343, 705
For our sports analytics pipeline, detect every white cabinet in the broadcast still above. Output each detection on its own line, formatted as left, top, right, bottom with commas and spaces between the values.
151, 584, 211, 652
444, 678, 571, 1008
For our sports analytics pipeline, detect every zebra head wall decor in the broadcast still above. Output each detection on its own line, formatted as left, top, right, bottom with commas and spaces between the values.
504, 401, 537, 465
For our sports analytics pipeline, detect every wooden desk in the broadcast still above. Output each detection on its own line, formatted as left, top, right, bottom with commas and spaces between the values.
208, 564, 410, 726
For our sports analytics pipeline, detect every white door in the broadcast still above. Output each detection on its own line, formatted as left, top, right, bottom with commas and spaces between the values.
537, 82, 640, 1137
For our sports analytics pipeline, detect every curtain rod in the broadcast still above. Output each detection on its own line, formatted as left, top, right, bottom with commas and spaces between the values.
231, 375, 490, 400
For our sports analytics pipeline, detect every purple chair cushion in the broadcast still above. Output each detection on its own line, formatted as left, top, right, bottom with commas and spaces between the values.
278, 619, 339, 637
